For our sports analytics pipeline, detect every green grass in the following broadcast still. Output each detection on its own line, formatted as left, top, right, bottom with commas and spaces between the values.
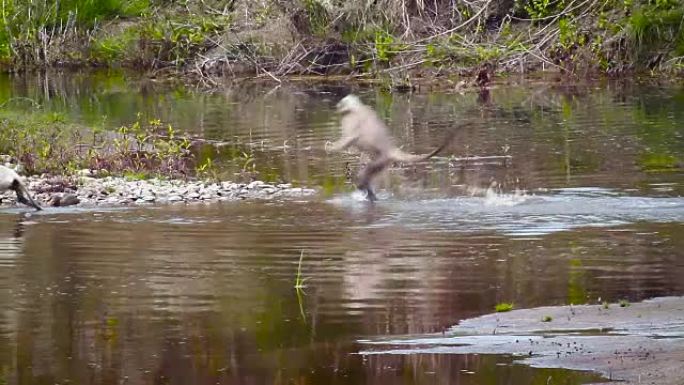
495, 302, 515, 312
2, 0, 149, 29
0, 0, 150, 58
294, 251, 309, 289
628, 5, 684, 62
638, 153, 680, 171
90, 26, 140, 63
541, 315, 553, 322
123, 170, 149, 181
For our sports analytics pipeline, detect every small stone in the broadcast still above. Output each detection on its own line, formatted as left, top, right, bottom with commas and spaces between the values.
247, 181, 265, 189
168, 195, 183, 202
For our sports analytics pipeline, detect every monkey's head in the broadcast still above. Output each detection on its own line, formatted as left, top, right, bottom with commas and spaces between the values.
336, 94, 364, 114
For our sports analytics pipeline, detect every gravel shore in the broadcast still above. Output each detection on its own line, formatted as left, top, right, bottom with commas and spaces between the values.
1, 169, 317, 208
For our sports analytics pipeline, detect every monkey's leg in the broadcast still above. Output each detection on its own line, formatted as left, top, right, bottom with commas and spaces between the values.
357, 156, 390, 202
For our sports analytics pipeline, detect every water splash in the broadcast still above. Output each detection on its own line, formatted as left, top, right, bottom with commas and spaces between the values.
330, 187, 684, 237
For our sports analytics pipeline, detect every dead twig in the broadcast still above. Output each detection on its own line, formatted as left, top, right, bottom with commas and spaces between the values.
412, 0, 493, 44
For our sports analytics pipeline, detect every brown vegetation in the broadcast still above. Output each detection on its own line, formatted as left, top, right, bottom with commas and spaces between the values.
1, 0, 683, 83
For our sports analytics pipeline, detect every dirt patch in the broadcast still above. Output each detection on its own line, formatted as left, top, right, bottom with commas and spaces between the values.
359, 297, 684, 385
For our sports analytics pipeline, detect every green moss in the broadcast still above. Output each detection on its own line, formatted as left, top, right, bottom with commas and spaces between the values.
639, 153, 679, 171
495, 302, 515, 312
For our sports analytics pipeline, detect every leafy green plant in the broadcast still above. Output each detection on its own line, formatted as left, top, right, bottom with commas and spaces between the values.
196, 156, 220, 181
521, 0, 564, 19
425, 43, 453, 65
375, 30, 396, 63
476, 46, 503, 61
558, 18, 578, 49
137, 15, 229, 66
0, 108, 197, 179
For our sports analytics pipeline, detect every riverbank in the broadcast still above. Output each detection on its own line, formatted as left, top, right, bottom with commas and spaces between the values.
1, 170, 317, 209
1, 0, 683, 86
360, 297, 684, 385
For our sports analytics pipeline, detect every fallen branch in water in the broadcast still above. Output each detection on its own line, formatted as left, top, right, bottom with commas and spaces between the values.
449, 155, 513, 162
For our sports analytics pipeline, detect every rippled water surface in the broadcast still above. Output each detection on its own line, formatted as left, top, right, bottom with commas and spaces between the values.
0, 72, 683, 384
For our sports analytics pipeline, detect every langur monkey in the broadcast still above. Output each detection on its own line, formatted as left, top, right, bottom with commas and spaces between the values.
0, 165, 42, 210
329, 94, 451, 201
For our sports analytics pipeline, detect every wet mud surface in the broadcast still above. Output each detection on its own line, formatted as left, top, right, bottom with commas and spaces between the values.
361, 296, 684, 384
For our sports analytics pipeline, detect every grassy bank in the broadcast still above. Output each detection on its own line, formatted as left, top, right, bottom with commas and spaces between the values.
0, 0, 682, 83
0, 107, 205, 179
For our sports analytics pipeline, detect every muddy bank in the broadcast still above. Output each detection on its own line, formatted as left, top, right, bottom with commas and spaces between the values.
1, 171, 317, 209
359, 297, 684, 385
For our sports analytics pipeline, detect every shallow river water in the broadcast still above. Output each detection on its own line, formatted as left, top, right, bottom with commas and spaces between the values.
0, 72, 683, 384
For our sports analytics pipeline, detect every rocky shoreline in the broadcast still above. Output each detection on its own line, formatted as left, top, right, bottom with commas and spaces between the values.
1, 170, 318, 209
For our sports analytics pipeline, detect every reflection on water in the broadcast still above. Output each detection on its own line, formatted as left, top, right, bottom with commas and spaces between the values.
0, 71, 683, 384
2, 71, 682, 193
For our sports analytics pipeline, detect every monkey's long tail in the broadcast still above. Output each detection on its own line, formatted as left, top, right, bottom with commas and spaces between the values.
388, 139, 450, 163
388, 123, 464, 163
14, 180, 42, 211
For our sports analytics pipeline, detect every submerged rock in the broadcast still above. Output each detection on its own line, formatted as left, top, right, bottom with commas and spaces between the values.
49, 194, 81, 207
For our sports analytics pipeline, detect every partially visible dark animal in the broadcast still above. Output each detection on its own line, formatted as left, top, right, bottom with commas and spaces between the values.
0, 165, 42, 210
